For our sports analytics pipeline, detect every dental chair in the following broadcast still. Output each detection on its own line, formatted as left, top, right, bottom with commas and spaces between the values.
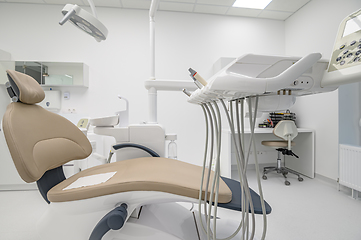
261, 120, 303, 186
2, 70, 271, 240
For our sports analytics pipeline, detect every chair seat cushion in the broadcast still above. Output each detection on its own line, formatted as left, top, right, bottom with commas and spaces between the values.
48, 157, 232, 203
261, 140, 295, 148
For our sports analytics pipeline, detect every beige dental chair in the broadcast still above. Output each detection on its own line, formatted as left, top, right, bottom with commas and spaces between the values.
261, 120, 304, 186
2, 70, 236, 240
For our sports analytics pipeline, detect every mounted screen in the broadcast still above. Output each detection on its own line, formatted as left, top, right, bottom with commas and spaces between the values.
343, 15, 361, 37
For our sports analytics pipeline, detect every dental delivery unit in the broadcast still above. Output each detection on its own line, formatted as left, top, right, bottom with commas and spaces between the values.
2, 3, 361, 240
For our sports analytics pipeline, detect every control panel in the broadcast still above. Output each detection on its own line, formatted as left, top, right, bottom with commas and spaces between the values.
328, 9, 361, 72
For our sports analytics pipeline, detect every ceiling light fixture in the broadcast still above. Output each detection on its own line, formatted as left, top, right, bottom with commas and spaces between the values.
232, 0, 273, 9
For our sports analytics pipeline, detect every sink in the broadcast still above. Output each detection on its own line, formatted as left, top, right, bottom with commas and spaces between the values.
90, 115, 119, 127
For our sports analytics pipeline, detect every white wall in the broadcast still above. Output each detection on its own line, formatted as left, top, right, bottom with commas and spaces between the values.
0, 49, 25, 186
285, 0, 361, 180
0, 3, 285, 184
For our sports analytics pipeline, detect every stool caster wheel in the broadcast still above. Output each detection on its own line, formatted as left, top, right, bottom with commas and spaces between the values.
285, 180, 290, 186
262, 175, 267, 180
298, 177, 304, 182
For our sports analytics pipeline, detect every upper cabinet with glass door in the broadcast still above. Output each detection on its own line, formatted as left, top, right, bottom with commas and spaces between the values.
0, 61, 89, 87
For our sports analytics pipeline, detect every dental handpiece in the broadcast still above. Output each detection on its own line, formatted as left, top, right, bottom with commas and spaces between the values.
182, 88, 191, 97
188, 68, 208, 87
193, 79, 203, 89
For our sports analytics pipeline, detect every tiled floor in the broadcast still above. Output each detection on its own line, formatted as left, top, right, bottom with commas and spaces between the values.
0, 170, 360, 240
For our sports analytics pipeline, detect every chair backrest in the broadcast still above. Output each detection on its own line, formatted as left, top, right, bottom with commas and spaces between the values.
2, 70, 92, 183
273, 120, 298, 149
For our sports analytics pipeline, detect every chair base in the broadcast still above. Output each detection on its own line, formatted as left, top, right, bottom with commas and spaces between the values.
262, 166, 303, 186
262, 151, 303, 186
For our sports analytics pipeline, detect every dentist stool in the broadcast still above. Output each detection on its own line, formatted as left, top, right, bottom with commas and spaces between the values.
261, 120, 303, 185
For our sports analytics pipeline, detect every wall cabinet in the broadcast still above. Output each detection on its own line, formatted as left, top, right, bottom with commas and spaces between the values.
0, 61, 88, 87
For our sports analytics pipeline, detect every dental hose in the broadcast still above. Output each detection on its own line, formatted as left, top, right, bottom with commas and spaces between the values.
220, 99, 255, 240
204, 105, 214, 239
199, 102, 234, 240
230, 96, 268, 240
205, 102, 221, 240
209, 101, 222, 240
247, 97, 268, 240
199, 104, 215, 239
197, 97, 267, 240
242, 98, 264, 238
234, 100, 252, 240
232, 99, 255, 240
198, 100, 251, 240
207, 103, 217, 240
232, 100, 248, 239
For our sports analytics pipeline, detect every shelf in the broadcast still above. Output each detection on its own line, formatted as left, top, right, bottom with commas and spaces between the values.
0, 61, 89, 88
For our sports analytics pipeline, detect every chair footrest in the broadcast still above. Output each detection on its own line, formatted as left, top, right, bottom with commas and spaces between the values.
215, 177, 272, 214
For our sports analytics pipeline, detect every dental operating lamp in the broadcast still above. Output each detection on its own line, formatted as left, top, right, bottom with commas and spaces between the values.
59, 0, 108, 42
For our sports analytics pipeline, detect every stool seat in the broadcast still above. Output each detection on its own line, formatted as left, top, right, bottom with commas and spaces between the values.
261, 140, 295, 148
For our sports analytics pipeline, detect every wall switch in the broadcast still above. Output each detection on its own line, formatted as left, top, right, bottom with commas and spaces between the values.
64, 92, 70, 100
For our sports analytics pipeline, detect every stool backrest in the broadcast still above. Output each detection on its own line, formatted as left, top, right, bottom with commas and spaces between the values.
273, 120, 298, 149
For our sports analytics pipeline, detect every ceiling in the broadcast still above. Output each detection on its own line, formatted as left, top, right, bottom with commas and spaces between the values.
0, 0, 312, 20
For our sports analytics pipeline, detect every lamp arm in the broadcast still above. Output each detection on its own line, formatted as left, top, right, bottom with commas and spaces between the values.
87, 0, 98, 18
150, 0, 160, 19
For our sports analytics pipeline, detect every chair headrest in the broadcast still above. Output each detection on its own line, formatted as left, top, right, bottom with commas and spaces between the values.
6, 69, 45, 104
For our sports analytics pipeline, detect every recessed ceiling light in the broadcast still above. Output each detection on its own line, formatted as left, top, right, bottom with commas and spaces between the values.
232, 0, 273, 10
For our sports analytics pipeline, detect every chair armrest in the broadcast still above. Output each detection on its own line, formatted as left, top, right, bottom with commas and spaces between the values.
112, 143, 160, 158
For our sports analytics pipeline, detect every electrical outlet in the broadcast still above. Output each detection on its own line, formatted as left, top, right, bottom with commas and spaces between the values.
67, 108, 77, 114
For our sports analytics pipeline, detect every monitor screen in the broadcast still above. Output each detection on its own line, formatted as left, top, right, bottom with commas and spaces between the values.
343, 15, 361, 37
